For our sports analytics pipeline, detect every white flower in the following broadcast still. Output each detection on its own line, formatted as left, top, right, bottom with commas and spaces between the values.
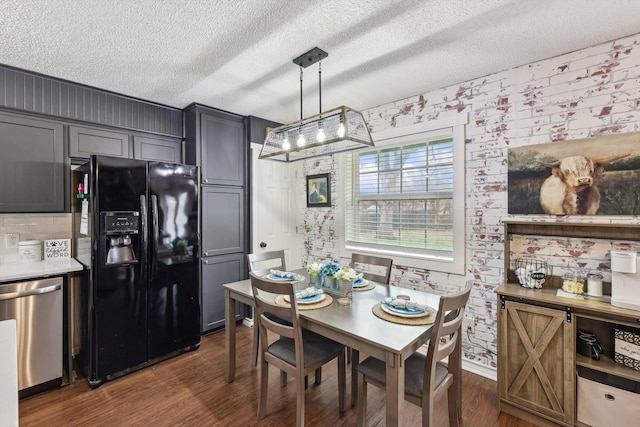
333, 267, 362, 281
307, 262, 323, 276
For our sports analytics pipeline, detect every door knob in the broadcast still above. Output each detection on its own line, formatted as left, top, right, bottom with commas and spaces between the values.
260, 242, 267, 248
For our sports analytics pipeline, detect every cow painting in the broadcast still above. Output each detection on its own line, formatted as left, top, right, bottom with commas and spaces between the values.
536, 154, 629, 215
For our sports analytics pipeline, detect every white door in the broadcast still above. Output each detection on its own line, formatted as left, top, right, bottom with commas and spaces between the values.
250, 143, 300, 269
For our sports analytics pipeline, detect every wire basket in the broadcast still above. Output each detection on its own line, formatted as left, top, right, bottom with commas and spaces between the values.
514, 258, 552, 289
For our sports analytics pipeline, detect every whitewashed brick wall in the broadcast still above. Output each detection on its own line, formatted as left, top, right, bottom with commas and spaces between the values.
299, 33, 640, 373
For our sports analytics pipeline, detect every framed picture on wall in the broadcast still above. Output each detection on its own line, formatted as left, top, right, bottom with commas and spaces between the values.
306, 173, 331, 207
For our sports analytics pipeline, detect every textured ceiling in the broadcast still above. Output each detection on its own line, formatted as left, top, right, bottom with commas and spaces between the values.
1, 0, 639, 125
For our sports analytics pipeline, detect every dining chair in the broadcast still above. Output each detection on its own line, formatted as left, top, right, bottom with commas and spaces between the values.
348, 253, 393, 402
355, 283, 472, 427
350, 253, 393, 285
249, 272, 346, 427
247, 251, 322, 386
247, 250, 287, 367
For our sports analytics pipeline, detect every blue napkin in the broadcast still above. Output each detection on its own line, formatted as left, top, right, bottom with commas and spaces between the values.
269, 269, 301, 279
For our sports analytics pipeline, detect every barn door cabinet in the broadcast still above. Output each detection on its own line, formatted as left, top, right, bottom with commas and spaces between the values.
497, 221, 640, 427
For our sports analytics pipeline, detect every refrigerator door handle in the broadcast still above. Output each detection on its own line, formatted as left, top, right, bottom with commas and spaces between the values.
150, 194, 159, 275
140, 194, 148, 282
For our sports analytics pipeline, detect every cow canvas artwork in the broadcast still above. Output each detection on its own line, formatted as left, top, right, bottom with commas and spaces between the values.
508, 133, 640, 216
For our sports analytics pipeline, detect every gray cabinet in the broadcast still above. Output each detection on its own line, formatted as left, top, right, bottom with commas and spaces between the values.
184, 105, 246, 185
201, 112, 245, 185
201, 186, 245, 257
69, 125, 130, 159
247, 115, 281, 144
184, 104, 249, 334
201, 252, 245, 332
133, 135, 181, 163
0, 112, 66, 212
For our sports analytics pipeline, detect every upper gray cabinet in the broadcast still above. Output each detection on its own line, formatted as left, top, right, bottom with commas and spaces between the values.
69, 125, 130, 159
0, 112, 66, 213
184, 105, 246, 186
133, 135, 182, 163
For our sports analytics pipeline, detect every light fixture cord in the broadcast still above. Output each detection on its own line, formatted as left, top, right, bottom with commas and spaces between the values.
318, 60, 322, 114
299, 66, 303, 120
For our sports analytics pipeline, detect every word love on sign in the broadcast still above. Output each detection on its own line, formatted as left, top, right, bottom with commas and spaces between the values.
44, 239, 71, 259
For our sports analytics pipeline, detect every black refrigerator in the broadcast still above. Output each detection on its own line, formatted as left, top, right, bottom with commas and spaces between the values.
73, 155, 200, 388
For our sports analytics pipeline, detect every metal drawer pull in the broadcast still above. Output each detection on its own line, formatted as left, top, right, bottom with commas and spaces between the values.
604, 393, 615, 401
0, 284, 61, 301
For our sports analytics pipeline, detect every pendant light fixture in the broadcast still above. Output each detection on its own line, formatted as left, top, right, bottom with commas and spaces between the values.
259, 47, 375, 162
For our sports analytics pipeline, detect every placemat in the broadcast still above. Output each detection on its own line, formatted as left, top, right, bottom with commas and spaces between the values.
372, 303, 436, 325
353, 282, 376, 292
275, 294, 334, 310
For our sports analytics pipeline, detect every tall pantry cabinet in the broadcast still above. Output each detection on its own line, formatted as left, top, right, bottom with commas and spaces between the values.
184, 104, 249, 333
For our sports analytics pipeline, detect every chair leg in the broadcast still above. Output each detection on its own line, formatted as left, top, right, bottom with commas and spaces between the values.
447, 380, 460, 427
350, 348, 359, 406
295, 369, 306, 427
281, 371, 287, 387
251, 319, 259, 366
356, 371, 367, 427
338, 350, 346, 413
314, 367, 322, 385
257, 358, 269, 420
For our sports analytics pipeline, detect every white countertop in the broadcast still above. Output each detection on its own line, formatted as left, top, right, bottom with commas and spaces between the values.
0, 258, 84, 283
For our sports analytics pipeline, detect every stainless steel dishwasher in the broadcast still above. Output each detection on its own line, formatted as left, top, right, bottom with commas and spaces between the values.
0, 277, 63, 395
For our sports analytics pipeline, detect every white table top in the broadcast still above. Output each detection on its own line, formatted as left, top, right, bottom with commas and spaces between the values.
0, 258, 83, 283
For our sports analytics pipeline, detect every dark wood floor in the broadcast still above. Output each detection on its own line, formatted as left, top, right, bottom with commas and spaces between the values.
19, 325, 536, 426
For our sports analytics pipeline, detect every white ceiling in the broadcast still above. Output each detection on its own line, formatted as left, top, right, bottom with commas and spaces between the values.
1, 0, 639, 125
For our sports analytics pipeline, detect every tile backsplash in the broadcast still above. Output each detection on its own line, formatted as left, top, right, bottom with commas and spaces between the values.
0, 214, 72, 264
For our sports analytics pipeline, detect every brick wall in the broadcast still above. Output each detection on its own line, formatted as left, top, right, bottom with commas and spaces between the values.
298, 33, 640, 373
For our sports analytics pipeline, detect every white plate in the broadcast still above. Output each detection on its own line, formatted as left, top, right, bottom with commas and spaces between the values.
352, 278, 369, 288
267, 273, 304, 281
284, 292, 326, 304
380, 303, 431, 318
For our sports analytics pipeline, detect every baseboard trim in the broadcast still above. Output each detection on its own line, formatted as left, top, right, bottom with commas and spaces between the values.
462, 357, 496, 381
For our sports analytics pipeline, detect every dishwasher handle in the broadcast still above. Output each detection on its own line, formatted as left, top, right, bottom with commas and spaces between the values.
0, 283, 61, 301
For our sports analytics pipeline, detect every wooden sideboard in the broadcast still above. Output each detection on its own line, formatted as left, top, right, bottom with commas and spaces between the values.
497, 220, 640, 427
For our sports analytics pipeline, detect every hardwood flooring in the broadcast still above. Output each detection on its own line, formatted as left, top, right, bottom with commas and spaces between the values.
19, 325, 536, 426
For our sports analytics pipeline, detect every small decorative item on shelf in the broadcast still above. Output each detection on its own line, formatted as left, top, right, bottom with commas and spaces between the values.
514, 258, 551, 289
562, 271, 585, 294
307, 262, 324, 286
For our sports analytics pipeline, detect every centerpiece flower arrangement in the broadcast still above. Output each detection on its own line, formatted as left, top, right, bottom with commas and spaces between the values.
320, 261, 342, 279
333, 267, 362, 282
306, 262, 324, 285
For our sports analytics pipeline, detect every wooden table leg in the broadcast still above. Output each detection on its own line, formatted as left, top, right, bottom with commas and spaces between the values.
351, 348, 359, 406
385, 353, 403, 427
224, 289, 236, 383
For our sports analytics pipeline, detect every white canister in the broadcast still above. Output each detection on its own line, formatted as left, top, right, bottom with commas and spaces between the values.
18, 240, 42, 263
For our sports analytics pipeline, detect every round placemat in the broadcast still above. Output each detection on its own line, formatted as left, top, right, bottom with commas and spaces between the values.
275, 294, 334, 310
353, 282, 376, 292
372, 303, 436, 325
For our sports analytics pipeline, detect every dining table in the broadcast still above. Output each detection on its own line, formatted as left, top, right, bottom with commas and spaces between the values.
223, 269, 442, 427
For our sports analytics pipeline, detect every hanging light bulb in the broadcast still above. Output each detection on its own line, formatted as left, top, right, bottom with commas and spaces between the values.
337, 121, 345, 138
316, 124, 326, 142
297, 131, 306, 147
282, 133, 290, 151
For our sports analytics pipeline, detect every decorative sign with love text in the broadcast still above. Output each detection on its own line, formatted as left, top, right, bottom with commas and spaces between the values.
44, 239, 71, 259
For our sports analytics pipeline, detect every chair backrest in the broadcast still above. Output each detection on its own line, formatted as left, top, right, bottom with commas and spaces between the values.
350, 253, 393, 284
423, 283, 472, 387
249, 272, 303, 350
247, 250, 287, 276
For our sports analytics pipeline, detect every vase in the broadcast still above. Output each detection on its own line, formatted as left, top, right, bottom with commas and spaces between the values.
309, 274, 321, 286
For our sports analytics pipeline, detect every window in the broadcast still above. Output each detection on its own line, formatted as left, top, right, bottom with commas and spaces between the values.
340, 116, 466, 274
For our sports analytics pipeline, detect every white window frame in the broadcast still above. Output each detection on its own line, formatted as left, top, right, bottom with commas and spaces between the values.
338, 113, 467, 274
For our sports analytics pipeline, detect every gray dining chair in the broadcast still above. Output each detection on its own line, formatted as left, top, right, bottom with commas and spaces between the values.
350, 253, 393, 285
247, 250, 287, 367
348, 253, 394, 403
250, 272, 346, 427
247, 250, 321, 386
355, 283, 472, 427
